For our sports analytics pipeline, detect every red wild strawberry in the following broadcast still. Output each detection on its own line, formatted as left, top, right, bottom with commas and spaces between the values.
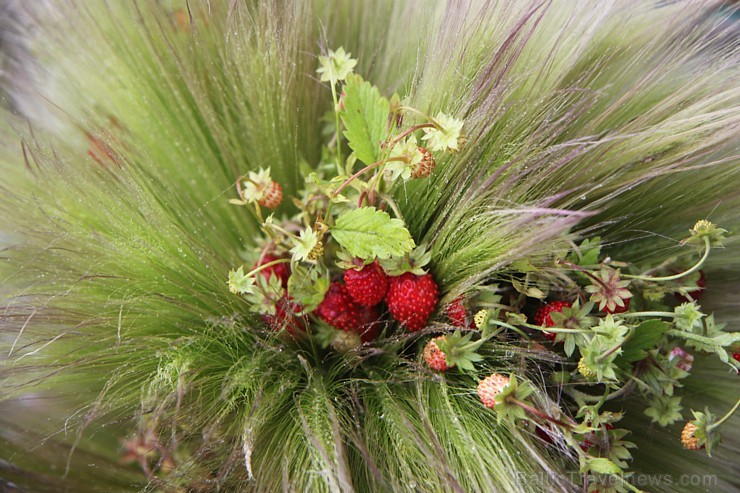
533, 301, 572, 341
445, 297, 467, 327
356, 305, 381, 342
733, 352, 740, 363
603, 297, 630, 314
315, 282, 363, 332
257, 180, 282, 209
262, 296, 305, 335
253, 253, 290, 288
423, 336, 449, 371
675, 270, 706, 303
344, 261, 388, 306
386, 272, 439, 332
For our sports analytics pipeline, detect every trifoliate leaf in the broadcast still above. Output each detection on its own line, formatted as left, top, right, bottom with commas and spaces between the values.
331, 207, 415, 260
341, 74, 389, 166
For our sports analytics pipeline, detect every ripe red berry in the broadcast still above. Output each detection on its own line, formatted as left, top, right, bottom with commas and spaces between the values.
423, 336, 449, 371
533, 301, 572, 341
315, 282, 363, 332
344, 261, 389, 306
253, 253, 290, 288
603, 297, 630, 314
445, 297, 467, 327
675, 270, 706, 303
257, 180, 282, 209
732, 352, 740, 363
356, 305, 381, 343
386, 272, 439, 332
262, 296, 305, 335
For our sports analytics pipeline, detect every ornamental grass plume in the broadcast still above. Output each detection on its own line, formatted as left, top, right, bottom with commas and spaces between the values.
1, 1, 739, 492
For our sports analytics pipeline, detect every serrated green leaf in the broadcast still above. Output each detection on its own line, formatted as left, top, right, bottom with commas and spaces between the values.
331, 207, 415, 260
341, 74, 389, 165
620, 320, 670, 362
584, 457, 622, 475
287, 265, 330, 313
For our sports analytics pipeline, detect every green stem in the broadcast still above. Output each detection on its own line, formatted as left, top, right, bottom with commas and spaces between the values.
330, 80, 343, 176
566, 380, 636, 403
620, 311, 676, 319
244, 258, 292, 279
509, 398, 573, 429
379, 193, 403, 220
266, 223, 300, 241
487, 319, 530, 340
623, 237, 710, 282
597, 341, 624, 363
556, 260, 611, 291
666, 329, 723, 347
333, 156, 406, 197
391, 123, 437, 145
520, 322, 591, 334
707, 398, 740, 431
398, 105, 438, 126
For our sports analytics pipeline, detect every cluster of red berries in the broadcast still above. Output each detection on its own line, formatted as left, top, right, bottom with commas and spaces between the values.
315, 262, 440, 341
531, 272, 708, 342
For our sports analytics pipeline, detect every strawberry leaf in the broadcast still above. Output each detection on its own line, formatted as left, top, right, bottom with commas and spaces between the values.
331, 207, 415, 260
341, 74, 389, 165
620, 320, 670, 362
287, 265, 330, 313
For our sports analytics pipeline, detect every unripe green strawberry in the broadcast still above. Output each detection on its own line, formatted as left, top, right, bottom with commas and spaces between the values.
344, 261, 388, 306
331, 330, 362, 352
577, 357, 596, 379
386, 272, 439, 332
423, 336, 450, 371
474, 309, 489, 329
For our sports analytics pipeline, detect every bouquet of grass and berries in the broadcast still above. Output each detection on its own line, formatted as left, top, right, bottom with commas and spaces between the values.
223, 48, 740, 492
